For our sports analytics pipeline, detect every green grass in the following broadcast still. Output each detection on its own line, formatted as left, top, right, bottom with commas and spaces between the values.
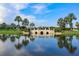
62, 30, 79, 36
0, 29, 22, 35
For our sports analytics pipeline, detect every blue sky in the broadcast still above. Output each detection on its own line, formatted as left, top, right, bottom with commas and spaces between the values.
0, 3, 79, 27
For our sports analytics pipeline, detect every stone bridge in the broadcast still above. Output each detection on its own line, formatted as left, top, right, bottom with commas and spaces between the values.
31, 27, 55, 36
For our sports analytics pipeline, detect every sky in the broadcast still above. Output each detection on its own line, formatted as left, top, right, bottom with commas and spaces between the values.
0, 3, 79, 27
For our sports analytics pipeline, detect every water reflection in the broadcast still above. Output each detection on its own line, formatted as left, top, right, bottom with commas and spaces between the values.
0, 34, 8, 42
0, 34, 79, 55
15, 35, 22, 50
22, 35, 29, 46
10, 35, 16, 42
0, 34, 35, 50
54, 35, 77, 54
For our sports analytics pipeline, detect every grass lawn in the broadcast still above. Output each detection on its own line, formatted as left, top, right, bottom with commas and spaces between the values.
0, 29, 22, 35
62, 30, 79, 36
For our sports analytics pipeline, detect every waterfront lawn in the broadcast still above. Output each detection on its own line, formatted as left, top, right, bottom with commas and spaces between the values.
62, 30, 79, 36
0, 29, 22, 35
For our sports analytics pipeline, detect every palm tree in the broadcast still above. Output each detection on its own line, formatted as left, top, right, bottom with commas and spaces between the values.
10, 23, 16, 29
67, 13, 77, 29
57, 18, 66, 30
22, 18, 29, 28
30, 23, 35, 29
15, 16, 22, 27
64, 17, 70, 27
75, 22, 79, 29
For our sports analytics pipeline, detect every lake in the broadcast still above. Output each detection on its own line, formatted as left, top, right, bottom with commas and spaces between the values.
0, 34, 79, 56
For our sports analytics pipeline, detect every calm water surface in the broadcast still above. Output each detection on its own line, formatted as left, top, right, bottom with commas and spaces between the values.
0, 34, 79, 56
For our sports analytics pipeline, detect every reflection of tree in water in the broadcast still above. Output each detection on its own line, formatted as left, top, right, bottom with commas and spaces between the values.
0, 34, 8, 42
54, 35, 77, 54
10, 35, 16, 42
15, 43, 22, 50
22, 40, 29, 46
29, 36, 35, 41
14, 35, 35, 50
22, 35, 35, 46
75, 35, 79, 39
57, 35, 65, 48
66, 44, 76, 54
22, 35, 29, 46
0, 34, 35, 50
15, 35, 22, 50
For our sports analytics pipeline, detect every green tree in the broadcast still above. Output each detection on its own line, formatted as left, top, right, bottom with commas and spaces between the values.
10, 23, 16, 29
67, 13, 77, 29
22, 18, 29, 28
15, 16, 22, 27
75, 22, 79, 29
57, 18, 66, 30
64, 16, 70, 27
1, 23, 7, 29
30, 23, 35, 29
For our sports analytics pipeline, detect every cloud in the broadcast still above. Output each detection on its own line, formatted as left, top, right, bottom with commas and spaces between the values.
32, 4, 46, 14
17, 13, 48, 26
0, 3, 50, 26
0, 5, 7, 24
11, 3, 28, 11
18, 14, 36, 21
33, 44, 45, 52
0, 41, 6, 55
0, 3, 28, 24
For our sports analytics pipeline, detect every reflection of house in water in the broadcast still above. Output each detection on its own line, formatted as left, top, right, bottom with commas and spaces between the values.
31, 27, 55, 36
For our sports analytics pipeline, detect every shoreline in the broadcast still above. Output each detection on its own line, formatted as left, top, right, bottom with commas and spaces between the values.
0, 29, 79, 36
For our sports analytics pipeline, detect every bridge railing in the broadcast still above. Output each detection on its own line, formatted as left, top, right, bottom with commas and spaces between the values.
31, 27, 54, 30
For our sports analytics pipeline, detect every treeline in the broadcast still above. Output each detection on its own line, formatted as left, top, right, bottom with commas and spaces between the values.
0, 16, 35, 31
1, 13, 79, 32
57, 13, 79, 31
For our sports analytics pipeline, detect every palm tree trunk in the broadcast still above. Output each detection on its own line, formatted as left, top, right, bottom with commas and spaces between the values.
69, 22, 73, 30
18, 22, 20, 29
18, 22, 19, 26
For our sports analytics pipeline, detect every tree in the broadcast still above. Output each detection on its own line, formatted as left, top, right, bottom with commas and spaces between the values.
22, 18, 29, 28
75, 22, 79, 29
10, 23, 16, 29
57, 18, 66, 30
15, 16, 22, 27
64, 17, 70, 27
57, 13, 77, 30
1, 23, 7, 29
67, 13, 77, 29
30, 23, 35, 29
